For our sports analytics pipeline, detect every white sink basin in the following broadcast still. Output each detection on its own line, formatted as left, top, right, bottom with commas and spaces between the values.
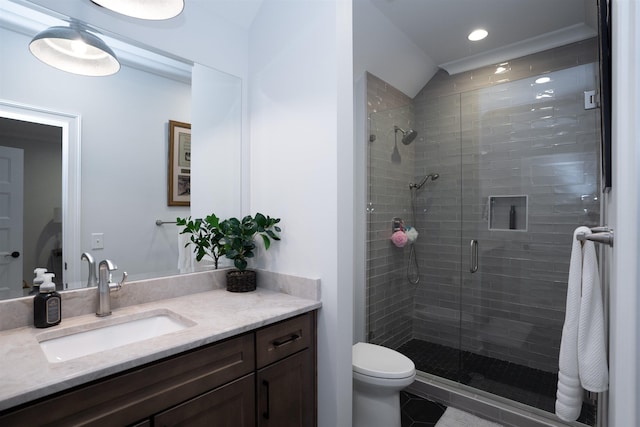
37, 309, 195, 363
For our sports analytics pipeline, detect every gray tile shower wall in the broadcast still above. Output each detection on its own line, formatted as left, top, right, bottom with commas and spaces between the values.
367, 73, 416, 348
367, 38, 601, 373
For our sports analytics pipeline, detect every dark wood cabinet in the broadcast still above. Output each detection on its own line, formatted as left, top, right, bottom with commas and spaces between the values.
256, 312, 316, 427
257, 350, 314, 427
0, 311, 316, 427
154, 374, 256, 427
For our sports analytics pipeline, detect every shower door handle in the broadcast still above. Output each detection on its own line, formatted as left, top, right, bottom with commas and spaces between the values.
469, 240, 478, 273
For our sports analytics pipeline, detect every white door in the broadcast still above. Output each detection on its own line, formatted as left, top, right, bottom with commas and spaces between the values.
0, 145, 24, 298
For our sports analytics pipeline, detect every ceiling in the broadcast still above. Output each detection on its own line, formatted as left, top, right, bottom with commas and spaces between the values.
369, 0, 598, 74
193, 0, 598, 76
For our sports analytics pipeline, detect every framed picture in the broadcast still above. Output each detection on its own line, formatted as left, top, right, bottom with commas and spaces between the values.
168, 120, 191, 206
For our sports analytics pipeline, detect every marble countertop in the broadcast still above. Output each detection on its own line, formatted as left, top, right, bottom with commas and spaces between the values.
0, 287, 321, 412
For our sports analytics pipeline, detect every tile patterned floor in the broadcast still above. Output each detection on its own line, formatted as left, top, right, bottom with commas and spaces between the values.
397, 339, 596, 426
401, 391, 447, 427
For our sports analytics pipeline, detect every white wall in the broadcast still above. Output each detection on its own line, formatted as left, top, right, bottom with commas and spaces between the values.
353, 0, 437, 98
190, 64, 242, 222
248, 0, 354, 425
610, 1, 640, 425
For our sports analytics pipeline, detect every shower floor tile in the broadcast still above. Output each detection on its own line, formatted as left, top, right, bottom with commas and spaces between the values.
397, 339, 596, 426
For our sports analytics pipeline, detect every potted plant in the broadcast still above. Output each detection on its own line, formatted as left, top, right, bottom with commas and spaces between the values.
219, 213, 281, 292
176, 214, 226, 269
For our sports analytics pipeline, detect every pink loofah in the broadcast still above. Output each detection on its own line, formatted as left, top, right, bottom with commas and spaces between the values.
391, 231, 408, 247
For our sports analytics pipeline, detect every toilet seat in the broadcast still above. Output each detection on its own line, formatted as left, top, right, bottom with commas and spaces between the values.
352, 342, 415, 379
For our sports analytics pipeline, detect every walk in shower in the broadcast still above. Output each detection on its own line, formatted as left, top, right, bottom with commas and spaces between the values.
366, 39, 602, 425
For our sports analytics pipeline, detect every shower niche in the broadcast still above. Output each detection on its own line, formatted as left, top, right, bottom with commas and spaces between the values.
488, 195, 528, 231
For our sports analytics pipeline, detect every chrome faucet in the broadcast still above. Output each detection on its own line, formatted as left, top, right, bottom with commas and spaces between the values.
96, 259, 127, 317
81, 252, 98, 288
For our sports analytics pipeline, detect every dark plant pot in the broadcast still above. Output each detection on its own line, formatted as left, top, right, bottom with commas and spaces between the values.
226, 269, 256, 292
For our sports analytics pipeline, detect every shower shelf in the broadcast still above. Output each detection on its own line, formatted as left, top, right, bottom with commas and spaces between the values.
488, 195, 528, 231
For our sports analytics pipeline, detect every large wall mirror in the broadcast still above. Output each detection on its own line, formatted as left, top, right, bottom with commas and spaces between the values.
0, 0, 243, 300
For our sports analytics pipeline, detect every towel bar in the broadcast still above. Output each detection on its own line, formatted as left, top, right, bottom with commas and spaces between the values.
155, 219, 177, 226
576, 227, 614, 247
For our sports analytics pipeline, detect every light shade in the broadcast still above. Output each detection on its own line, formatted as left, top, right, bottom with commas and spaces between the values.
91, 0, 184, 20
29, 26, 120, 76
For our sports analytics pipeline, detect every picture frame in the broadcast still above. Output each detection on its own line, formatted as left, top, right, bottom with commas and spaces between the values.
168, 120, 191, 206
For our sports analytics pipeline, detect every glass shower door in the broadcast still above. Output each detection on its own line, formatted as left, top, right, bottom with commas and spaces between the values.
458, 64, 601, 423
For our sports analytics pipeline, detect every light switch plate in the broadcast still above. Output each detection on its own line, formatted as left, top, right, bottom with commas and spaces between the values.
91, 233, 104, 249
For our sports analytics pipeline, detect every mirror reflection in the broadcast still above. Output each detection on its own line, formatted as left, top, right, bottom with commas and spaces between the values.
0, 0, 242, 300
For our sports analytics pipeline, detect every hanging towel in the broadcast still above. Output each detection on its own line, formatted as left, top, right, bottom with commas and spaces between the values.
177, 232, 194, 273
577, 234, 609, 391
555, 227, 609, 422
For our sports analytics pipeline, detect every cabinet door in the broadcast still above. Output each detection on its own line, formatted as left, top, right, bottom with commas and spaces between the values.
257, 349, 315, 427
154, 374, 255, 427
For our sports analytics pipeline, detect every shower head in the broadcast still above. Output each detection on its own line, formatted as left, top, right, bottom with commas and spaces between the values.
394, 125, 418, 145
410, 173, 439, 190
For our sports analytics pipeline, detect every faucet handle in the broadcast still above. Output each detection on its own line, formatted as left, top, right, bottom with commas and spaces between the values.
109, 271, 128, 292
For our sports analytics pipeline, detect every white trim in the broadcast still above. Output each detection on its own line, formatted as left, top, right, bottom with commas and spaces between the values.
609, 0, 640, 426
0, 99, 81, 289
440, 23, 598, 75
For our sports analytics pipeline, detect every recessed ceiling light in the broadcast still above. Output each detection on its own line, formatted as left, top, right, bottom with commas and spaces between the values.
468, 29, 488, 41
535, 77, 551, 84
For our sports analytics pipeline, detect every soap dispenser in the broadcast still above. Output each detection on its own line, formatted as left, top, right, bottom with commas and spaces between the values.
29, 268, 48, 295
34, 273, 61, 328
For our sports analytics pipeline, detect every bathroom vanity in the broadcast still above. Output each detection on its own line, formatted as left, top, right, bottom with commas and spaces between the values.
0, 270, 321, 427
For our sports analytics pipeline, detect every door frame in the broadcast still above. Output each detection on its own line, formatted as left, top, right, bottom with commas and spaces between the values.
0, 99, 81, 288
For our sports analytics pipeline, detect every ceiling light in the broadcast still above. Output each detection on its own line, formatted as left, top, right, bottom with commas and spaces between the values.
468, 29, 488, 42
91, 0, 184, 20
29, 25, 120, 76
535, 76, 551, 84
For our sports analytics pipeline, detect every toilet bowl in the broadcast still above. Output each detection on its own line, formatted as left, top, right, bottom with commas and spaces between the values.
352, 342, 416, 427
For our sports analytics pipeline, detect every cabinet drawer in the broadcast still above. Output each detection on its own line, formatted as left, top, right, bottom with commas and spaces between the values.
256, 312, 313, 369
154, 373, 256, 427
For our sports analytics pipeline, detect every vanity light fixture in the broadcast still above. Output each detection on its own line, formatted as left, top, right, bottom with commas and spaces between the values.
90, 0, 184, 20
468, 29, 488, 41
29, 25, 120, 76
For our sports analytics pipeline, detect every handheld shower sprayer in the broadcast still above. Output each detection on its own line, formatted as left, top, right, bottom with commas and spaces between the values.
410, 173, 439, 190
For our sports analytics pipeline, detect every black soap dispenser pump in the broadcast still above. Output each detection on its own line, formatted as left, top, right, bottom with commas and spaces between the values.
34, 273, 61, 328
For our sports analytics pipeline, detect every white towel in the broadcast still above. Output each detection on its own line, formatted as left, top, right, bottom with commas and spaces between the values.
555, 226, 609, 422
577, 234, 609, 391
177, 232, 194, 273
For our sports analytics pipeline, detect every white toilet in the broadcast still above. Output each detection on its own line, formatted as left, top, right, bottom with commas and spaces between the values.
352, 342, 416, 427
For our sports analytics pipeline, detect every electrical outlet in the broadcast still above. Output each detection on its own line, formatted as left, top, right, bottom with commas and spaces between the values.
91, 233, 104, 249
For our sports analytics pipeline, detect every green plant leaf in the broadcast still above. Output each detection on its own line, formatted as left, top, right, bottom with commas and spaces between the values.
235, 258, 248, 270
